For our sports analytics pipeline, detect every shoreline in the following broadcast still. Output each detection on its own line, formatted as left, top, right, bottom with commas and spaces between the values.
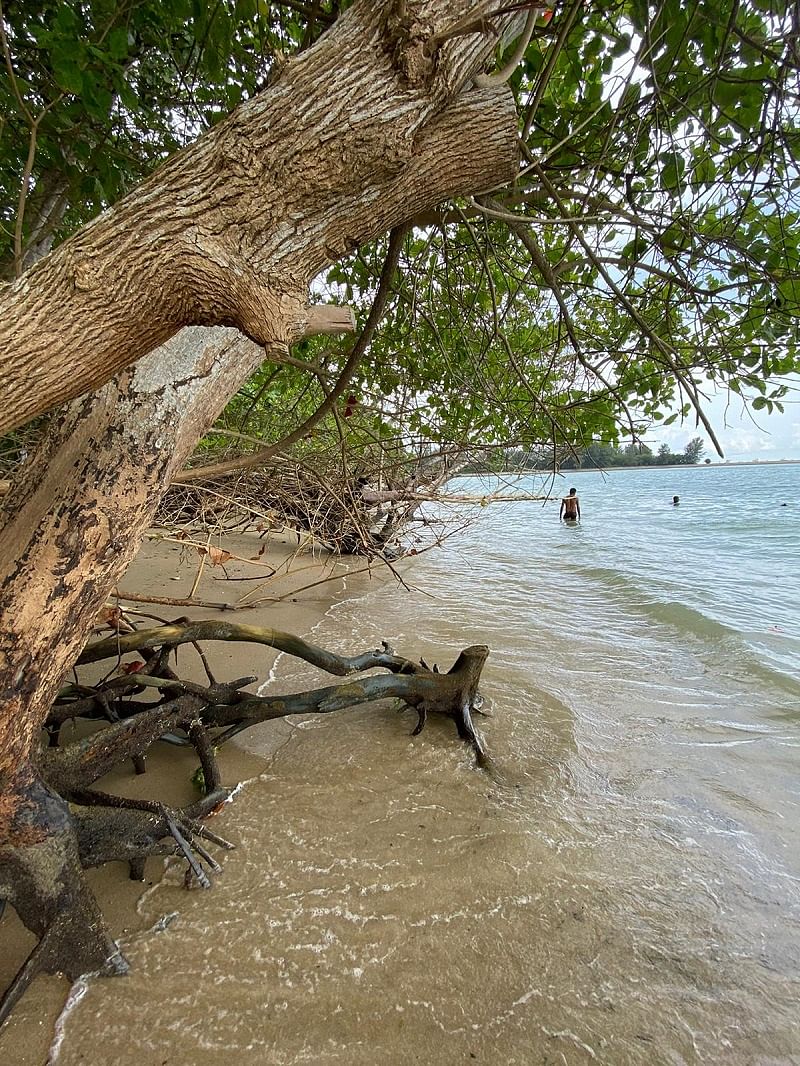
2, 473, 797, 1063
0, 530, 365, 1064
474, 458, 800, 477
563, 458, 800, 471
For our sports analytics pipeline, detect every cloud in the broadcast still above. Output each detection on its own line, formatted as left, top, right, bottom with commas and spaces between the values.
641, 381, 800, 461
724, 430, 776, 454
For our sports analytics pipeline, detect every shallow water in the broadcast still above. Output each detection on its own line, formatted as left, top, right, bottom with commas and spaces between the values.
49, 464, 800, 1064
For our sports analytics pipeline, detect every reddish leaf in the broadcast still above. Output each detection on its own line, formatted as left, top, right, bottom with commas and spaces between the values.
122, 660, 146, 674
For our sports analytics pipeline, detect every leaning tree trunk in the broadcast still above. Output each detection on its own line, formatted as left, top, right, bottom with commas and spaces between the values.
0, 329, 277, 998
0, 0, 519, 1012
0, 1, 519, 436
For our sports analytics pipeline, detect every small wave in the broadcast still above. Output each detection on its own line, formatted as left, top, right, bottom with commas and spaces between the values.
48, 978, 91, 1064
559, 566, 800, 699
577, 566, 734, 636
643, 598, 740, 642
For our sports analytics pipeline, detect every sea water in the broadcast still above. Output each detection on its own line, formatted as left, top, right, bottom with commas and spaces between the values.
48, 463, 800, 1065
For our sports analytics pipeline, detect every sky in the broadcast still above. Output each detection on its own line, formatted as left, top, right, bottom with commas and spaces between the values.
642, 378, 800, 462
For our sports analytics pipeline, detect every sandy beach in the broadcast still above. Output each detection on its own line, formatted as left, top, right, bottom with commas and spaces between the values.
0, 528, 368, 1065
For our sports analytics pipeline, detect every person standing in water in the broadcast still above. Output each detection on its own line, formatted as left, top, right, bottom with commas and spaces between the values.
560, 487, 581, 522
672, 495, 680, 506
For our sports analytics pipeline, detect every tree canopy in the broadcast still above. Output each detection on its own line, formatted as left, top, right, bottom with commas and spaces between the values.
1, 0, 798, 472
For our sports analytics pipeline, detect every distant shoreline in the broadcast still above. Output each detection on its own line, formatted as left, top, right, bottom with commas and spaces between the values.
470, 459, 800, 477
565, 459, 800, 472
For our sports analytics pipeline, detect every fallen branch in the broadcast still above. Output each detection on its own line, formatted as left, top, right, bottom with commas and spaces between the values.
78, 620, 421, 677
112, 591, 241, 611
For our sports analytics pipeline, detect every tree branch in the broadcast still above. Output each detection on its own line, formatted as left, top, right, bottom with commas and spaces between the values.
173, 226, 407, 484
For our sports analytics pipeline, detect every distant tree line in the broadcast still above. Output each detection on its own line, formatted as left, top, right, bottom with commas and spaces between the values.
562, 437, 705, 469
463, 437, 706, 474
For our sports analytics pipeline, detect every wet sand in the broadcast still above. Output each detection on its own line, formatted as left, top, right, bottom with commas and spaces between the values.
0, 529, 364, 1065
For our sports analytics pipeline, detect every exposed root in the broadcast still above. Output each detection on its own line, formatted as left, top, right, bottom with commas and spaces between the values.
0, 912, 128, 1028
69, 787, 234, 882
3, 621, 492, 1028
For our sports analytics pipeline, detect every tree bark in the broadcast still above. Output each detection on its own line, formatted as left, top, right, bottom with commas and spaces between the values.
0, 1, 519, 435
0, 770, 128, 1027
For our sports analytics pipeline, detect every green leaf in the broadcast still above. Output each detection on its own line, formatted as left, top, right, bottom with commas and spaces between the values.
50, 47, 84, 94
659, 152, 685, 192
106, 27, 130, 62
691, 154, 716, 187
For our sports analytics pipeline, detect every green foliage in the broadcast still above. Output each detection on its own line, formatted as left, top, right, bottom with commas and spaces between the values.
469, 434, 707, 472
683, 436, 705, 463
1, 0, 797, 469
0, 1, 345, 273
305, 0, 799, 468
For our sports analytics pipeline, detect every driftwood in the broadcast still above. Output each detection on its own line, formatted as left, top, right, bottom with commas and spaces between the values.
0, 620, 490, 1026
156, 463, 435, 557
